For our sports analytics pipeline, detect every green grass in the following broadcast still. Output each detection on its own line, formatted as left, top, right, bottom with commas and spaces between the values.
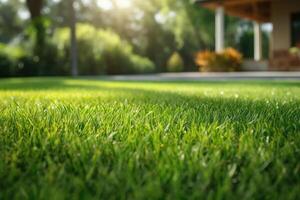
0, 78, 299, 200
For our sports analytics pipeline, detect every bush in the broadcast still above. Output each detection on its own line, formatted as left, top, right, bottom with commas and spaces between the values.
129, 55, 155, 74
1, 24, 155, 77
195, 48, 242, 72
15, 56, 41, 76
167, 52, 184, 72
18, 42, 66, 76
0, 53, 13, 77
289, 47, 300, 57
0, 43, 25, 77
0, 41, 65, 77
54, 24, 155, 75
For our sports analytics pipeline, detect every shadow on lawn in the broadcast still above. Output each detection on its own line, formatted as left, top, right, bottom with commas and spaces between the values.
0, 77, 299, 91
0, 78, 102, 91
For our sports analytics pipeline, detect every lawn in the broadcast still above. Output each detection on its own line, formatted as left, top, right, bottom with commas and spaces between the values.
0, 78, 299, 200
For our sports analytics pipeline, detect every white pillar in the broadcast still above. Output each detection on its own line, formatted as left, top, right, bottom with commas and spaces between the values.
215, 6, 224, 53
254, 21, 262, 61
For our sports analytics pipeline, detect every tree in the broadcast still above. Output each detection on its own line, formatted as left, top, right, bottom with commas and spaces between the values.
0, 0, 24, 43
26, 0, 45, 49
25, 0, 48, 75
25, 0, 78, 76
69, 0, 78, 76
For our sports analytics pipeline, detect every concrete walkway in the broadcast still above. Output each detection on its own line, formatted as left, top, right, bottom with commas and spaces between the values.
108, 72, 300, 81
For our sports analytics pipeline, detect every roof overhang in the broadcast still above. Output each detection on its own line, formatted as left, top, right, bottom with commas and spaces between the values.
196, 0, 272, 23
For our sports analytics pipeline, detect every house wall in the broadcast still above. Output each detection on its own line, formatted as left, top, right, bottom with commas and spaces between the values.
271, 0, 300, 51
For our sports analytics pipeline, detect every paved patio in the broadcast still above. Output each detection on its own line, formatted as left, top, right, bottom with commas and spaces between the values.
107, 72, 300, 81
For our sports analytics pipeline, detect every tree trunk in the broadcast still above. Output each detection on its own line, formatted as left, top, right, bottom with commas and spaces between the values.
26, 0, 45, 75
69, 0, 78, 76
25, 0, 44, 45
26, 0, 44, 47
26, 0, 43, 19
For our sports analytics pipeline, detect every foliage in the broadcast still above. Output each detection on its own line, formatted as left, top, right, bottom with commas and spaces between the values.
0, 43, 25, 77
0, 53, 13, 77
0, 43, 25, 59
16, 41, 65, 77
54, 24, 154, 75
26, 17, 50, 48
195, 48, 243, 72
0, 23, 155, 77
0, 0, 272, 75
238, 28, 270, 59
0, 0, 24, 43
128, 55, 155, 74
25, 0, 49, 75
0, 78, 299, 199
166, 52, 184, 72
0, 41, 65, 77
289, 47, 300, 57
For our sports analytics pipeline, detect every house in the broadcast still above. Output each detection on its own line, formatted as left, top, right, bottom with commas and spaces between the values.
197, 0, 300, 71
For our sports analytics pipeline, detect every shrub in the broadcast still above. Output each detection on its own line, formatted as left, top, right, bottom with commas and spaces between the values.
129, 55, 155, 74
0, 43, 25, 77
0, 40, 64, 77
15, 56, 39, 76
18, 42, 66, 76
167, 52, 184, 72
54, 24, 155, 75
0, 53, 13, 77
53, 25, 101, 75
195, 48, 242, 72
1, 24, 155, 77
289, 47, 300, 57
222, 47, 243, 69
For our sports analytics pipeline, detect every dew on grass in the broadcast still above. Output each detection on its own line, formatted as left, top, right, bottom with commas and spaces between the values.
266, 136, 270, 143
192, 146, 199, 153
179, 153, 185, 161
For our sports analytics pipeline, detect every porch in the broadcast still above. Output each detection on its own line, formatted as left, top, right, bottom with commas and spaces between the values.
197, 0, 300, 71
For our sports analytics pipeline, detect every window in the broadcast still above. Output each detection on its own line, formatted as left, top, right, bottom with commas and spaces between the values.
291, 12, 300, 47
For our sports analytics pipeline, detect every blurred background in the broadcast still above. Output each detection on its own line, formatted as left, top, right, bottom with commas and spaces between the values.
0, 0, 271, 77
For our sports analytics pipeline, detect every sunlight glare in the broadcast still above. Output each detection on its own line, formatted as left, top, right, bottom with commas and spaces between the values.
98, 0, 132, 10
97, 0, 113, 10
